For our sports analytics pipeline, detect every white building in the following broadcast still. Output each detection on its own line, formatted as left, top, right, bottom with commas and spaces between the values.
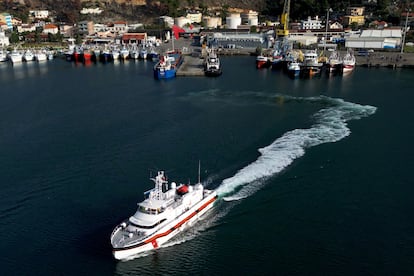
241, 10, 259, 26
43, 24, 59, 35
302, 16, 323, 30
30, 10, 49, 19
345, 28, 402, 49
80, 8, 103, 15
0, 31, 9, 46
17, 23, 36, 33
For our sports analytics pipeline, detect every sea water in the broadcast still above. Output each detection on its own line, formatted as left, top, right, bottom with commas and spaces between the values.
0, 57, 413, 275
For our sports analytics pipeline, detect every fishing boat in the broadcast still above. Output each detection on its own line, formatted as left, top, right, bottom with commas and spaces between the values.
0, 49, 8, 62
34, 50, 47, 62
326, 50, 343, 74
110, 170, 218, 260
9, 49, 23, 64
300, 49, 323, 77
204, 48, 222, 77
256, 55, 271, 69
287, 61, 301, 78
23, 49, 35, 62
342, 50, 356, 73
153, 51, 183, 79
120, 47, 130, 60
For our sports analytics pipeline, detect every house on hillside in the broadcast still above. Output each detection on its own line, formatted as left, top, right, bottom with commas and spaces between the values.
43, 24, 59, 35
302, 16, 323, 30
0, 13, 13, 30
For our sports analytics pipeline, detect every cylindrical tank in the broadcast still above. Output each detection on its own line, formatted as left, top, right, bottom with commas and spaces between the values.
226, 13, 241, 29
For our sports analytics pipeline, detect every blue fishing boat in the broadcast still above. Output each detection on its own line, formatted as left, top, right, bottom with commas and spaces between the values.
153, 51, 183, 79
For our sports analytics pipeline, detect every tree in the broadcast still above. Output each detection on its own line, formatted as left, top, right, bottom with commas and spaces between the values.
10, 31, 20, 43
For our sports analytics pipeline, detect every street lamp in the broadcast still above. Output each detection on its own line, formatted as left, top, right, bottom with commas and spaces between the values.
324, 8, 333, 52
401, 8, 411, 54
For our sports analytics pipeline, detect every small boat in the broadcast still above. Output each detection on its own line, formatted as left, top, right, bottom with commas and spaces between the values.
9, 49, 23, 64
35, 50, 47, 62
0, 49, 8, 62
326, 50, 343, 74
82, 49, 92, 62
153, 51, 183, 79
271, 49, 284, 70
129, 46, 139, 60
23, 49, 35, 62
139, 47, 148, 60
204, 48, 222, 77
287, 61, 300, 78
256, 55, 271, 69
120, 47, 130, 60
111, 49, 120, 61
342, 50, 356, 73
110, 170, 217, 260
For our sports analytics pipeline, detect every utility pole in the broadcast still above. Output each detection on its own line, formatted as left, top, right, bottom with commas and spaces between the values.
401, 8, 411, 54
324, 8, 333, 53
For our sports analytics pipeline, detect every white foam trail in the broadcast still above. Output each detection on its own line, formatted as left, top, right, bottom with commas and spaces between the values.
217, 96, 377, 200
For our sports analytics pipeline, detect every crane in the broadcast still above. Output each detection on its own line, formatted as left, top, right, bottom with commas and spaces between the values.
277, 0, 291, 37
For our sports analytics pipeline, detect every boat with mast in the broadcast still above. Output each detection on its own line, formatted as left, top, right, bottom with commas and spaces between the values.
110, 165, 217, 260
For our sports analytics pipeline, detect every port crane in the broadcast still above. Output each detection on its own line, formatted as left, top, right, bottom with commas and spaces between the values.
277, 0, 290, 37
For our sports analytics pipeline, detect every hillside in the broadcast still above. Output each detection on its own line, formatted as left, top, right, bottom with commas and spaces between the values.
1, 0, 267, 24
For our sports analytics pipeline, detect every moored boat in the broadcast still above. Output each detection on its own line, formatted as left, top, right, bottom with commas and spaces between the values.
153, 51, 183, 79
204, 48, 222, 77
256, 55, 271, 69
23, 49, 35, 62
300, 49, 323, 77
326, 50, 343, 74
342, 50, 356, 73
110, 170, 217, 260
9, 49, 23, 64
287, 61, 301, 78
0, 49, 8, 62
35, 50, 47, 62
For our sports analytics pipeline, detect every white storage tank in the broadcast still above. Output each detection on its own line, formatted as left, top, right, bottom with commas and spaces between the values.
175, 16, 190, 28
226, 13, 241, 29
203, 16, 221, 29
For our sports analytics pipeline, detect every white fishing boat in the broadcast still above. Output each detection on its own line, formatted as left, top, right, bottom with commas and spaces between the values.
326, 50, 343, 74
204, 48, 222, 77
342, 50, 356, 73
287, 61, 301, 78
9, 49, 23, 64
35, 50, 47, 62
110, 169, 217, 260
120, 47, 130, 60
23, 49, 35, 62
0, 49, 7, 62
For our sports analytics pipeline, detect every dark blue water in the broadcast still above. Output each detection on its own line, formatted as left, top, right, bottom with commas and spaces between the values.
0, 57, 413, 275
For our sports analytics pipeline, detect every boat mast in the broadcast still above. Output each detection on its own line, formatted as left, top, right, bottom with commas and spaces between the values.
198, 160, 201, 184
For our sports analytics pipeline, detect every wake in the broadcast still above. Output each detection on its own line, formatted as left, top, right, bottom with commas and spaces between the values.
216, 95, 377, 201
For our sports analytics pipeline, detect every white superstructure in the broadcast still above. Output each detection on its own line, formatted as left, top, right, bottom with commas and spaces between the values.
110, 170, 217, 260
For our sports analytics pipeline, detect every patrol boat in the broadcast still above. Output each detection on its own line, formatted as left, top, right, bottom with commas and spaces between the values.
110, 170, 218, 260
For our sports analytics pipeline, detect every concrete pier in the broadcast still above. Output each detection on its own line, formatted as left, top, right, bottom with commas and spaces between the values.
176, 54, 205, 76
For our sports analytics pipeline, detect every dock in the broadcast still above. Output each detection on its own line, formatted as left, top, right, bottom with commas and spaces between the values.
176, 54, 205, 76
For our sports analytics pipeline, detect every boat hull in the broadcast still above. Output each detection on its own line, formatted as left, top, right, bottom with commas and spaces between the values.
112, 192, 218, 260
154, 68, 176, 79
205, 69, 222, 77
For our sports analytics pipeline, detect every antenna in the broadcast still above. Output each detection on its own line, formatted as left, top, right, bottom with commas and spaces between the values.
198, 160, 201, 184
